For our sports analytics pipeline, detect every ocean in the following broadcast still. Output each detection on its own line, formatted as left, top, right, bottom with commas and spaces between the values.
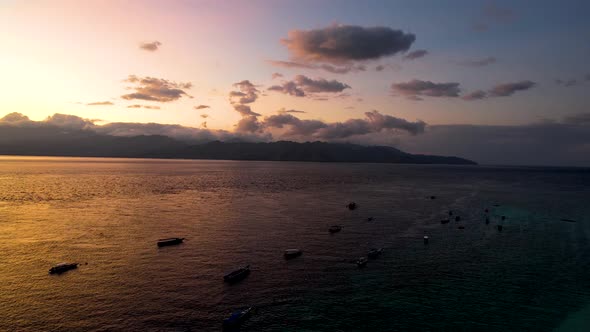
0, 156, 589, 331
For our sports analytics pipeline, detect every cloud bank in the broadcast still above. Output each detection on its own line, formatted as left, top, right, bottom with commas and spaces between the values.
3, 112, 590, 166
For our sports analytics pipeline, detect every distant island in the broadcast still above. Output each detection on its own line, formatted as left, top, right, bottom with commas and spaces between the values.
0, 125, 477, 165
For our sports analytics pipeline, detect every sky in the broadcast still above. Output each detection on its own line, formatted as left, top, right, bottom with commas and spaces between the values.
1, 0, 589, 166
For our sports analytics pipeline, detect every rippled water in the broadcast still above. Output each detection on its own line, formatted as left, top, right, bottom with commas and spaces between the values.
1, 156, 589, 331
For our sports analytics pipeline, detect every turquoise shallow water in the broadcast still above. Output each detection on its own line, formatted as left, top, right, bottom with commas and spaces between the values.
0, 157, 589, 331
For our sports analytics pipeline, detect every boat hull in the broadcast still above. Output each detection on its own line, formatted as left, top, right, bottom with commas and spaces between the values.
224, 267, 250, 283
157, 238, 184, 247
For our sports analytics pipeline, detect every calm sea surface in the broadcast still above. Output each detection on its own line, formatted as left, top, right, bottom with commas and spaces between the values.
1, 156, 590, 331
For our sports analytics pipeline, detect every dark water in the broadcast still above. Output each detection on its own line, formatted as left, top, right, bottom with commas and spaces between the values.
1, 156, 589, 331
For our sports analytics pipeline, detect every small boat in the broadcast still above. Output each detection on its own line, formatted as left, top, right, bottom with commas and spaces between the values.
448, 210, 453, 216
49, 262, 79, 274
367, 248, 383, 258
367, 217, 374, 222
224, 265, 250, 283
485, 208, 489, 213
223, 306, 253, 330
329, 225, 342, 233
561, 218, 577, 223
455, 216, 461, 222
347, 202, 357, 210
284, 249, 302, 259
356, 257, 368, 267
157, 237, 184, 247
440, 219, 450, 224
501, 216, 506, 221
485, 217, 490, 224
430, 196, 436, 200
497, 225, 503, 232
423, 235, 429, 244
458, 225, 465, 229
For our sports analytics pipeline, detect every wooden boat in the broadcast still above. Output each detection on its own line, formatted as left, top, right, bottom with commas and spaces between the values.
224, 265, 250, 283
284, 249, 302, 259
329, 225, 342, 233
49, 262, 79, 274
367, 248, 383, 258
157, 237, 184, 247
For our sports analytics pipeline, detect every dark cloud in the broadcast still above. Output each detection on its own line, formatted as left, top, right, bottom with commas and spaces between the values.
281, 24, 415, 64
87, 101, 114, 106
268, 60, 366, 74
488, 80, 536, 97
462, 90, 488, 101
374, 63, 401, 72
268, 75, 350, 97
235, 115, 263, 133
392, 79, 461, 99
200, 114, 209, 119
269, 81, 304, 97
456, 56, 497, 67
263, 110, 425, 139
272, 72, 283, 79
555, 79, 578, 87
121, 75, 192, 102
139, 41, 162, 52
127, 104, 142, 108
230, 80, 259, 104
194, 105, 210, 110
228, 80, 262, 126
233, 104, 260, 117
403, 49, 428, 60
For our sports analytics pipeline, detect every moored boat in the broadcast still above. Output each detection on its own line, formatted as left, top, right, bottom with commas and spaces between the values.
223, 306, 253, 330
329, 225, 342, 233
347, 202, 357, 210
157, 237, 184, 247
284, 249, 303, 259
356, 257, 368, 267
224, 265, 250, 283
49, 262, 79, 274
367, 248, 383, 258
440, 219, 450, 224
